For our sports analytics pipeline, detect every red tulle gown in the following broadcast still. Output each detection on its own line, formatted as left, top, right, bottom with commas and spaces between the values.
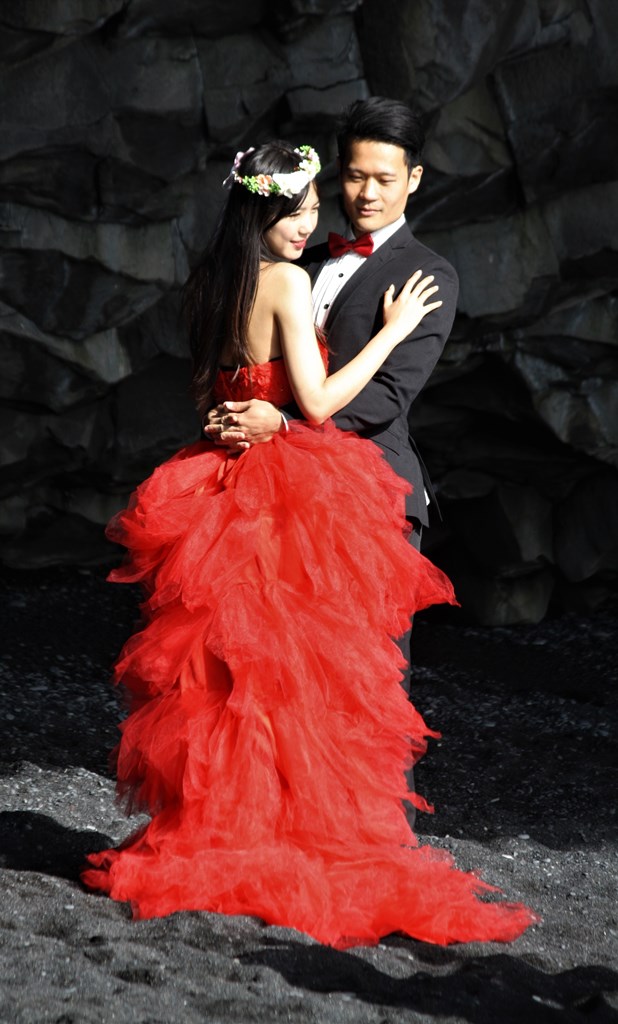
82, 351, 537, 947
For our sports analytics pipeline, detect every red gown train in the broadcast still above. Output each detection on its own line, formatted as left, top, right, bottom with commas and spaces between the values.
82, 354, 538, 948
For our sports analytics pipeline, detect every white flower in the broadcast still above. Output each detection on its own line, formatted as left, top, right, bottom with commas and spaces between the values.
271, 169, 311, 198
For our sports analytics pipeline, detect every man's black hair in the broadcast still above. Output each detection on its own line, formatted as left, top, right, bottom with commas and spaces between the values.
336, 96, 425, 172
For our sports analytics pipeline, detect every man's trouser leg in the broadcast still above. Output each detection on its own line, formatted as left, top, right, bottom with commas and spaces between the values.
398, 516, 423, 828
396, 516, 422, 694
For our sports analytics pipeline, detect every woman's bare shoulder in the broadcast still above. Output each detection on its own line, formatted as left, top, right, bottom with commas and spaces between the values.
262, 261, 311, 297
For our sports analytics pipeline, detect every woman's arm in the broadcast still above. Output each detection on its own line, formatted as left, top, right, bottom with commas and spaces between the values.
274, 263, 440, 425
333, 261, 459, 433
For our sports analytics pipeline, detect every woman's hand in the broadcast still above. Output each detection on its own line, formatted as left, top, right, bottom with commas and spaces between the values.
382, 271, 442, 343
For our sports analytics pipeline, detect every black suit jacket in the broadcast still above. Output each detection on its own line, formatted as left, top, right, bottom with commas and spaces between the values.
301, 222, 459, 524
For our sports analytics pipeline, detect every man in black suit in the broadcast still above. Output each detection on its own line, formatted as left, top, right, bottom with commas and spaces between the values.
207, 97, 459, 687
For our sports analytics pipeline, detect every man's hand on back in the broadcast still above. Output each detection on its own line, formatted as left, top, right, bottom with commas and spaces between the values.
204, 400, 284, 450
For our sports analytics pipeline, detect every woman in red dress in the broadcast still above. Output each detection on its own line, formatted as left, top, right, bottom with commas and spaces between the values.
82, 142, 537, 948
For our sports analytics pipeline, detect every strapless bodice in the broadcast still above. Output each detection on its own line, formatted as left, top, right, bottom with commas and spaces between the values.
214, 344, 328, 405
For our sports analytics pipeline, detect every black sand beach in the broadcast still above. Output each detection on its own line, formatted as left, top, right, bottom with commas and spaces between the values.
1, 567, 616, 1023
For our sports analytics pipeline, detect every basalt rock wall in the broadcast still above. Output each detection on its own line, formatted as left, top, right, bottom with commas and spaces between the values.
1, 0, 616, 624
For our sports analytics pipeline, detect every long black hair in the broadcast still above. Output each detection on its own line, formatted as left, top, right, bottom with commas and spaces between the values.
183, 141, 313, 416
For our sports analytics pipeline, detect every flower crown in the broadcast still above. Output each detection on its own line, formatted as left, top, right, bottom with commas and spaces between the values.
222, 146, 321, 198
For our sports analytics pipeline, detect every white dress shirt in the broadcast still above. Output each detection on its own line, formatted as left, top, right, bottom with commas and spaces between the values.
311, 215, 406, 329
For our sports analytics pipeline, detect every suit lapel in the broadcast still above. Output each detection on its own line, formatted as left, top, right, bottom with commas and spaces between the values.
301, 242, 330, 284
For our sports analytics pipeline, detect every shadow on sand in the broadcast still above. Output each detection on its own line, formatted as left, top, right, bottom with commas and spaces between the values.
0, 811, 112, 879
242, 938, 618, 1024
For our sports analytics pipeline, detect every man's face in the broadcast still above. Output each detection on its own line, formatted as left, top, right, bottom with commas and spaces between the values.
340, 139, 422, 237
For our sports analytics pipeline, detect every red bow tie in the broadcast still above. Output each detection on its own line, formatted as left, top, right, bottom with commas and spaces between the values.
328, 232, 374, 259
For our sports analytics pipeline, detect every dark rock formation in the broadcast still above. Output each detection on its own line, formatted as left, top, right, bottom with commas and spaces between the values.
0, 0, 616, 623
358, 0, 617, 623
